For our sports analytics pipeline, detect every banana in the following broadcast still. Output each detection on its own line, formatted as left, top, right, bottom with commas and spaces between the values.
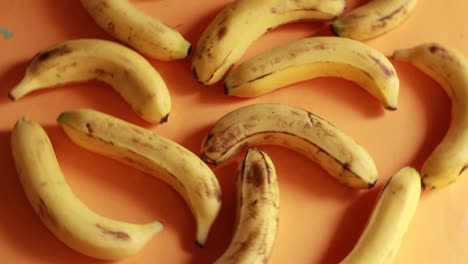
9, 39, 171, 124
80, 0, 191, 61
225, 37, 399, 110
201, 103, 378, 189
57, 109, 222, 246
11, 118, 163, 260
393, 43, 468, 189
192, 0, 346, 86
215, 148, 279, 264
331, 0, 418, 41
340, 167, 421, 264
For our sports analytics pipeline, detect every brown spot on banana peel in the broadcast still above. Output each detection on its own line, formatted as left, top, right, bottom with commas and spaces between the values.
247, 162, 265, 187
38, 198, 58, 227
428, 44, 455, 62
217, 26, 227, 40
93, 68, 115, 79
368, 54, 394, 77
378, 5, 405, 23
96, 224, 130, 240
107, 22, 115, 34
85, 123, 93, 134
32, 45, 73, 63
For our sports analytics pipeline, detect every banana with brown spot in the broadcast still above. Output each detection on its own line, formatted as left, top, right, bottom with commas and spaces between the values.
225, 37, 399, 110
393, 43, 468, 189
331, 0, 418, 41
9, 39, 171, 124
340, 167, 421, 264
201, 103, 378, 189
57, 109, 222, 246
215, 148, 279, 264
80, 0, 191, 60
11, 118, 163, 260
192, 0, 346, 86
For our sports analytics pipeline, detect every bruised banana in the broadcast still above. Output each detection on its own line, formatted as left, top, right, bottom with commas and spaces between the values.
201, 103, 378, 189
340, 167, 421, 264
57, 109, 222, 246
331, 0, 418, 41
393, 43, 468, 189
9, 39, 171, 124
192, 0, 346, 86
225, 37, 399, 110
11, 118, 163, 260
80, 0, 191, 60
215, 148, 279, 264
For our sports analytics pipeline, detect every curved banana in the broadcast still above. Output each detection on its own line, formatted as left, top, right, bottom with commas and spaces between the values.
11, 118, 162, 260
57, 109, 222, 246
215, 148, 279, 264
80, 0, 191, 61
393, 43, 468, 189
9, 39, 171, 124
201, 103, 378, 189
340, 167, 421, 264
225, 37, 399, 110
331, 0, 418, 41
192, 0, 346, 86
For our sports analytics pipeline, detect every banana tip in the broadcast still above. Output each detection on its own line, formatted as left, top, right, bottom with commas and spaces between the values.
195, 240, 205, 248
386, 105, 397, 111
330, 23, 341, 37
368, 180, 377, 189
186, 44, 192, 57
8, 92, 17, 101
160, 114, 169, 124
56, 112, 70, 124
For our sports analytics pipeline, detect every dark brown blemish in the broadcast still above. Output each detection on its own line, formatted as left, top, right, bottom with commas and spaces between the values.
86, 123, 93, 134
96, 224, 130, 240
107, 22, 116, 34
368, 54, 394, 77
94, 68, 115, 79
459, 165, 468, 175
37, 198, 57, 227
217, 26, 227, 40
428, 44, 454, 61
271, 7, 277, 14
32, 45, 73, 65
245, 72, 273, 85
378, 5, 405, 22
247, 162, 265, 188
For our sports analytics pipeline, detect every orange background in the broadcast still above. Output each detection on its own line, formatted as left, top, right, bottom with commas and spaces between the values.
1, 0, 467, 263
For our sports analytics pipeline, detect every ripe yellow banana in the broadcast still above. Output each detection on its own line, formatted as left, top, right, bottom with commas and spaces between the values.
11, 118, 162, 260
225, 37, 399, 110
80, 0, 191, 60
9, 39, 171, 124
331, 0, 418, 41
393, 43, 468, 189
201, 103, 378, 189
57, 109, 222, 246
215, 148, 279, 264
192, 0, 346, 86
340, 167, 421, 264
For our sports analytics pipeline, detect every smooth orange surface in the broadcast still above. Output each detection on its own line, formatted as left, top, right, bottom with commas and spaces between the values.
1, 0, 468, 263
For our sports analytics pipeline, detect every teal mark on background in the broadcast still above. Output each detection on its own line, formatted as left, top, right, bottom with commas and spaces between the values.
0, 28, 13, 39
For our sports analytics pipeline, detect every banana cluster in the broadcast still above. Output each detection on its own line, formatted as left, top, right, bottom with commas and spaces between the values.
7, 0, 468, 263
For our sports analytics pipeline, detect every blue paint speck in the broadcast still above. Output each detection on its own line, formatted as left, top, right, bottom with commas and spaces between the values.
0, 28, 13, 40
